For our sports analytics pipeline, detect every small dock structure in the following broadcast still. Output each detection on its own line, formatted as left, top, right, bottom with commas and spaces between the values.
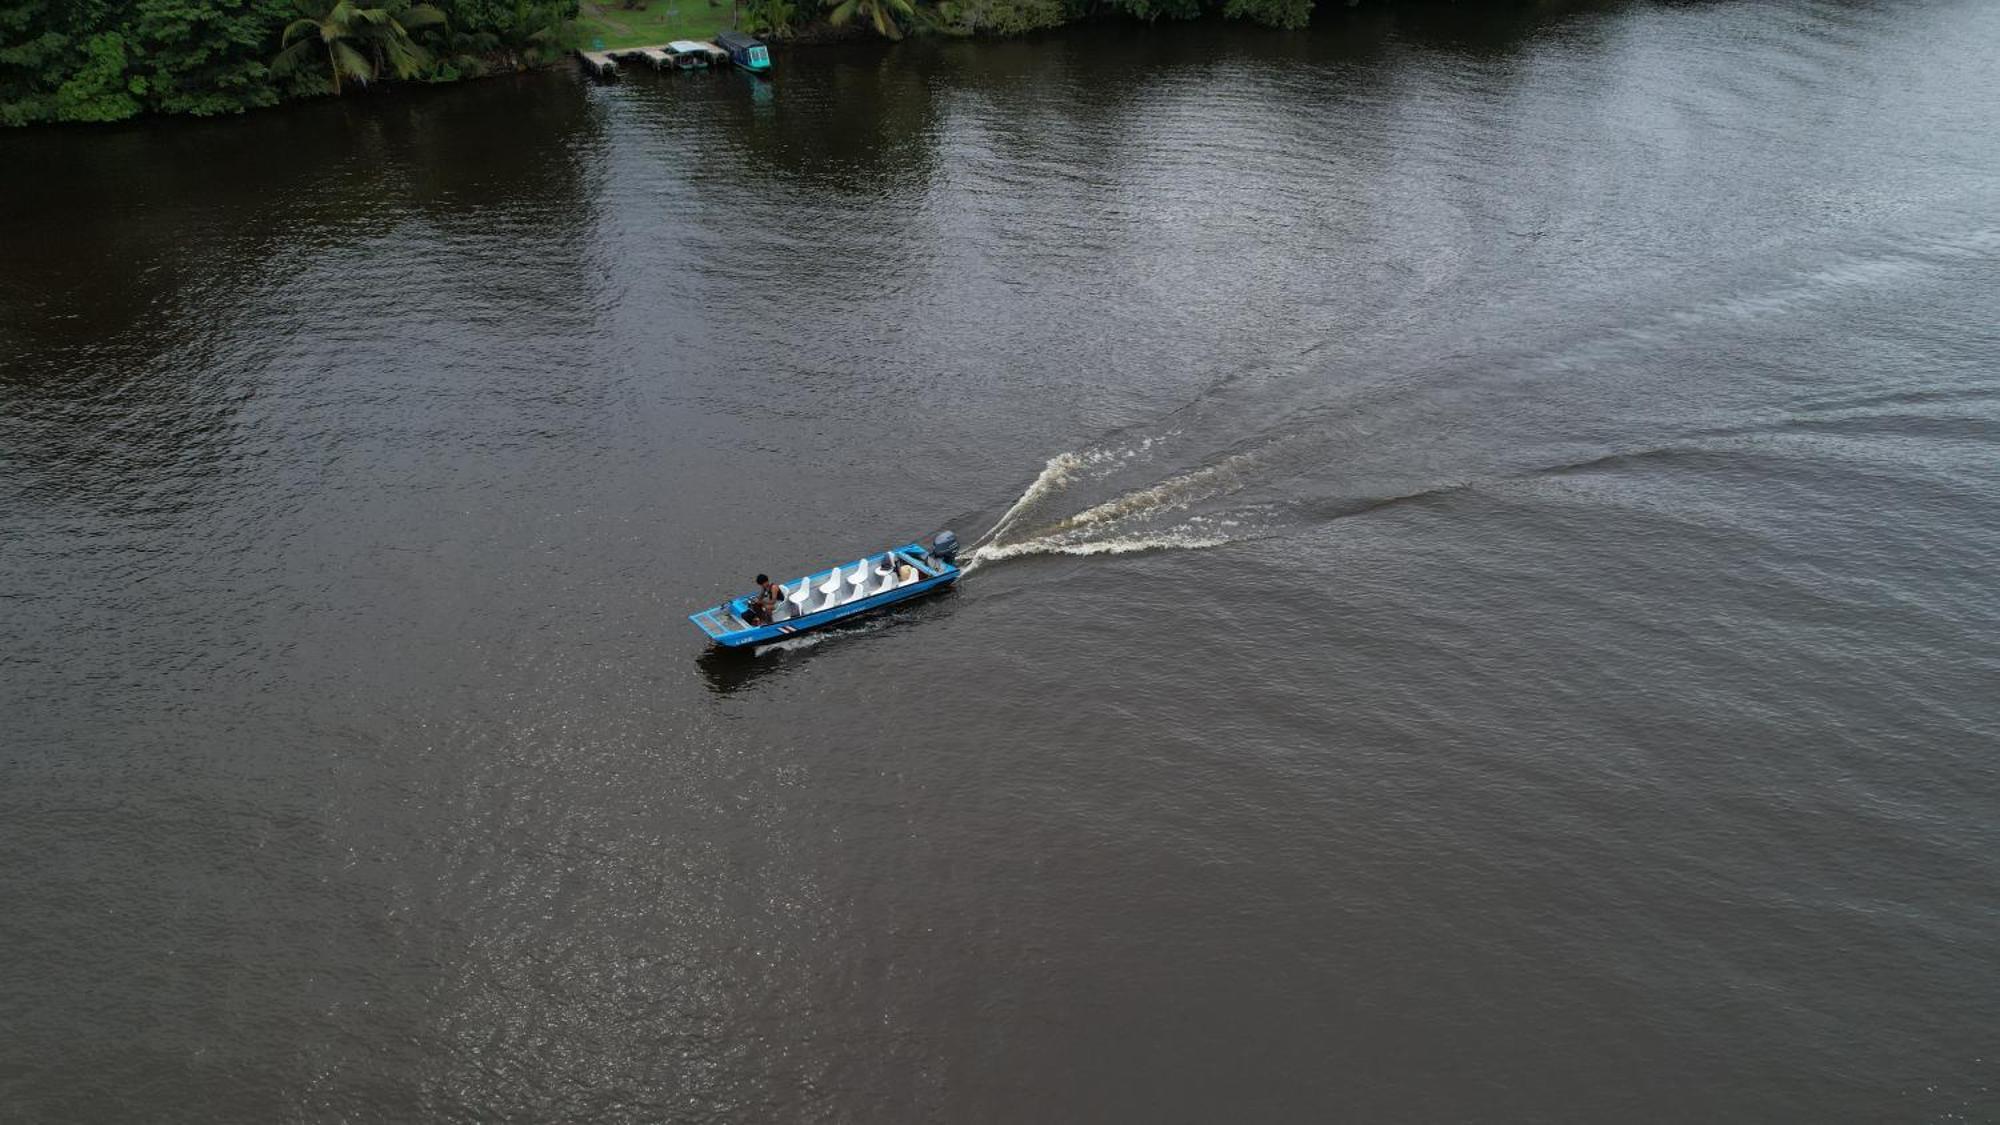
578, 41, 737, 79
671, 40, 729, 68
609, 46, 676, 70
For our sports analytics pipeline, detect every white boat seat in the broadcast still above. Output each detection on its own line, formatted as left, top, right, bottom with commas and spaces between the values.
873, 565, 897, 593
814, 571, 842, 612
842, 561, 871, 603
785, 579, 813, 618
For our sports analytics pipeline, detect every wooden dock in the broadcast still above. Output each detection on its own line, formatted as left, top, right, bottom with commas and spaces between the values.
625, 47, 674, 70
578, 40, 732, 80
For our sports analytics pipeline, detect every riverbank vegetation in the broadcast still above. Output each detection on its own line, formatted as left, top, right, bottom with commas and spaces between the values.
1, 0, 1584, 125
0, 0, 578, 124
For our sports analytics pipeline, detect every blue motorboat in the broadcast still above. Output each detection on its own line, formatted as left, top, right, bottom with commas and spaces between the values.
689, 532, 960, 648
712, 30, 771, 75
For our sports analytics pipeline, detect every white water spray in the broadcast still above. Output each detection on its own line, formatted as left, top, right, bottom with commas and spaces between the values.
974, 436, 1181, 548
964, 441, 1258, 573
965, 526, 1234, 570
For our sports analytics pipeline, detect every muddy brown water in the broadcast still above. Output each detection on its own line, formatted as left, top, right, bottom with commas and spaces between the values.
4, 2, 1999, 1120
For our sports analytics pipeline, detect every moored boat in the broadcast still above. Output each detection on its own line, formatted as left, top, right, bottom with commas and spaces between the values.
713, 30, 772, 75
689, 532, 960, 647
665, 40, 723, 69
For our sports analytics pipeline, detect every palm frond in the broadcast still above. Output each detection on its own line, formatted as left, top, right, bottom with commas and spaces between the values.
825, 0, 857, 22
270, 35, 317, 72
378, 32, 431, 78
280, 16, 320, 45
400, 3, 448, 29
332, 38, 375, 83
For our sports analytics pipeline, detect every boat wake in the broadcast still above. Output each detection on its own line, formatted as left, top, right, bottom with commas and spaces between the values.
961, 222, 2000, 575
965, 524, 1236, 569
964, 438, 1298, 571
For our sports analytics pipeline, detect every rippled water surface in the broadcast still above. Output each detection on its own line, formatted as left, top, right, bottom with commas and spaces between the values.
4, 1, 1999, 1119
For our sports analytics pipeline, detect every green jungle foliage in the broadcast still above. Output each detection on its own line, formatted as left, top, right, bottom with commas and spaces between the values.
739, 0, 797, 38
0, 0, 578, 123
3, 0, 1574, 124
272, 1, 447, 95
928, 0, 1065, 37
825, 0, 918, 39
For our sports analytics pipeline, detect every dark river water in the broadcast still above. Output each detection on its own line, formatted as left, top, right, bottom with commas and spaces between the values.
5, 1, 1999, 1120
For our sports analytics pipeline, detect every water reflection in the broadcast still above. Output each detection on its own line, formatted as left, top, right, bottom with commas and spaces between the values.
0, 75, 604, 511
655, 48, 945, 190
694, 645, 780, 695
693, 589, 961, 694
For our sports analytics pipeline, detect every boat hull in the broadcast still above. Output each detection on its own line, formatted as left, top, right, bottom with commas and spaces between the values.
689, 544, 958, 648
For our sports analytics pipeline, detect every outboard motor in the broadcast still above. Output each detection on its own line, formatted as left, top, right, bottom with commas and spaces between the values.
930, 530, 960, 567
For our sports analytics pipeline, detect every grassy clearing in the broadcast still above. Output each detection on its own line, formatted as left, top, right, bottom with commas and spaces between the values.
574, 0, 739, 48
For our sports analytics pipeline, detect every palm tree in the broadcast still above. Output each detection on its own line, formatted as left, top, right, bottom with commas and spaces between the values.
495, 0, 573, 69
747, 0, 798, 36
825, 0, 916, 39
272, 0, 448, 94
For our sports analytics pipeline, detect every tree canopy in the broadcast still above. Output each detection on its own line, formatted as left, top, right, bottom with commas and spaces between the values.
0, 0, 576, 123
1, 0, 1578, 125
